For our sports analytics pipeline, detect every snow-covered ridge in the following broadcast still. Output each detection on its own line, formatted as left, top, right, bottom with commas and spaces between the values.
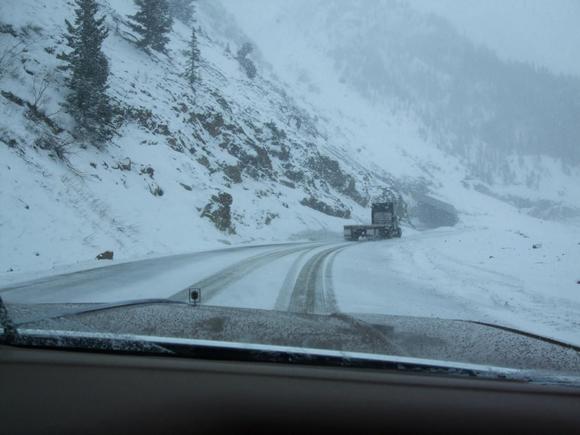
1, 0, 579, 280
0, 0, 410, 274
223, 0, 580, 217
1, 1, 579, 348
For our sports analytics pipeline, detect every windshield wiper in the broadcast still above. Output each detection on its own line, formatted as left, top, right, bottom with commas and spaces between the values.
463, 320, 580, 353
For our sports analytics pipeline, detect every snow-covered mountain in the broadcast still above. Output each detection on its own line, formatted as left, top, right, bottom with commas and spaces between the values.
408, 0, 580, 77
224, 0, 580, 218
1, 0, 579, 277
0, 0, 406, 273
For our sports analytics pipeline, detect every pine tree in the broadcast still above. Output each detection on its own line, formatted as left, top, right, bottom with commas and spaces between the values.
129, 0, 173, 53
236, 43, 257, 79
185, 3, 200, 89
59, 0, 112, 146
168, 0, 194, 24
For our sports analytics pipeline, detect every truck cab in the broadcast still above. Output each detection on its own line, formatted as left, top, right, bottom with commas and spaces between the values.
344, 202, 401, 241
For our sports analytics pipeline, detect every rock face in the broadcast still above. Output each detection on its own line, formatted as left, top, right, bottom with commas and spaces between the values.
300, 197, 351, 219
96, 251, 114, 260
115, 158, 132, 171
148, 182, 164, 197
201, 193, 235, 234
410, 195, 458, 229
0, 0, 474, 276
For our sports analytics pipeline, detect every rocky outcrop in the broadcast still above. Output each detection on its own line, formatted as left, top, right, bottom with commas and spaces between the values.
201, 193, 235, 234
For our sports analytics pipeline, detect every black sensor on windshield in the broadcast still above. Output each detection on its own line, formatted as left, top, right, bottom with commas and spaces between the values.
188, 288, 202, 306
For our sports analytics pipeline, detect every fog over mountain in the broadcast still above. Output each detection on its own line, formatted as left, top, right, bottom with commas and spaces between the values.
223, 0, 580, 191
408, 0, 580, 77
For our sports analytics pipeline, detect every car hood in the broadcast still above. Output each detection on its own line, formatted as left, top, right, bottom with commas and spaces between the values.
5, 301, 580, 376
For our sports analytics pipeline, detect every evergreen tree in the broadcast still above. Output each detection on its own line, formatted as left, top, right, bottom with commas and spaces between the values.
168, 0, 194, 24
185, 3, 200, 89
129, 0, 173, 53
59, 0, 112, 145
236, 43, 257, 79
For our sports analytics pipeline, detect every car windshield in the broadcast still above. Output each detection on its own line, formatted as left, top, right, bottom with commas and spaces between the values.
1, 0, 580, 384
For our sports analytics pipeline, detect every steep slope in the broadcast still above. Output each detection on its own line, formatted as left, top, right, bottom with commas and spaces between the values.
223, 0, 580, 220
2, 0, 579, 281
0, 0, 407, 274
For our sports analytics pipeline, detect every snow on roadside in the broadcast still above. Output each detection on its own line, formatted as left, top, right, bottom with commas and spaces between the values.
333, 216, 580, 346
0, 243, 317, 303
0, 0, 375, 278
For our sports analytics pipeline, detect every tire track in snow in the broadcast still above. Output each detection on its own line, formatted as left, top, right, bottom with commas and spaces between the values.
169, 244, 324, 303
286, 244, 350, 314
274, 248, 314, 311
0, 243, 313, 303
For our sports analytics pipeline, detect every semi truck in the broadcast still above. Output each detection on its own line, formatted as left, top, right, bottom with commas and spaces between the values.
344, 202, 401, 241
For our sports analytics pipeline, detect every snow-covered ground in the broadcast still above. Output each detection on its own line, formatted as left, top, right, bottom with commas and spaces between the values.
3, 212, 580, 346
1, 0, 580, 352
335, 222, 580, 346
0, 0, 388, 275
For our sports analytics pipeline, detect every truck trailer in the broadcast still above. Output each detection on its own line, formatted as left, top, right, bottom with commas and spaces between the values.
344, 202, 401, 241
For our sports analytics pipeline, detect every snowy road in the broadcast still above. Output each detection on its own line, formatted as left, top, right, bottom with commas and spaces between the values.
168, 243, 329, 303
0, 241, 354, 315
1, 227, 580, 346
0, 242, 348, 310
286, 245, 348, 314
0, 242, 323, 304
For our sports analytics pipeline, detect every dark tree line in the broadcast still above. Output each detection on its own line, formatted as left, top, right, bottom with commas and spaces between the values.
236, 42, 257, 80
58, 0, 112, 145
168, 0, 195, 24
185, 1, 200, 88
58, 0, 201, 147
129, 0, 173, 53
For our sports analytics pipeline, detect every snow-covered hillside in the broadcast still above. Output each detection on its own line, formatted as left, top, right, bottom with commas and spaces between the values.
0, 0, 414, 274
1, 0, 580, 348
224, 0, 580, 218
1, 0, 580, 301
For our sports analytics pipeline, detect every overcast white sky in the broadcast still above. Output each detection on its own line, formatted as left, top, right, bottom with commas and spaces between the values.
407, 0, 580, 76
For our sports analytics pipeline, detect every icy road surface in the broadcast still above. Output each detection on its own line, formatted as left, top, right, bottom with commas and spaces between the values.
1, 227, 580, 346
